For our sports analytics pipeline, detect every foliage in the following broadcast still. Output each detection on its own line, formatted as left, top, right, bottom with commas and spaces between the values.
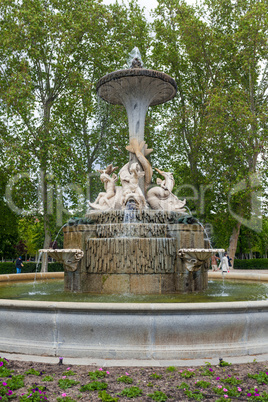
248, 371, 268, 385
166, 366, 176, 372
19, 387, 47, 401
212, 384, 241, 397
200, 366, 215, 377
184, 389, 204, 400
177, 382, 190, 390
152, 0, 268, 258
80, 381, 107, 392
120, 386, 143, 398
234, 259, 268, 270
150, 373, 162, 379
62, 370, 76, 376
0, 382, 16, 401
219, 360, 232, 367
5, 375, 25, 390
0, 358, 13, 377
0, 168, 19, 260
24, 368, 41, 376
195, 381, 211, 389
116, 375, 133, 384
147, 390, 168, 401
58, 379, 80, 390
88, 370, 108, 380
0, 0, 150, 271
221, 376, 242, 386
0, 262, 63, 275
98, 390, 119, 402
180, 369, 196, 378
42, 376, 54, 382
246, 388, 268, 401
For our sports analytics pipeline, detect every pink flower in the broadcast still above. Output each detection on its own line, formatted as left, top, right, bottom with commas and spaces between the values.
224, 395, 228, 399
98, 368, 103, 371
67, 367, 71, 371
62, 376, 66, 379
237, 387, 242, 392
2, 383, 7, 386
216, 377, 220, 380
61, 393, 67, 397
223, 388, 228, 392
125, 372, 129, 375
179, 370, 183, 373
218, 385, 222, 389
107, 371, 110, 374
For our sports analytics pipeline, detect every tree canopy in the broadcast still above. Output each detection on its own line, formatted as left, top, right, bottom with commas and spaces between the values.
0, 0, 267, 264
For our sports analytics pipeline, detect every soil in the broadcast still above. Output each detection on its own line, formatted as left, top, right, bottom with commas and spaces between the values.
1, 358, 268, 401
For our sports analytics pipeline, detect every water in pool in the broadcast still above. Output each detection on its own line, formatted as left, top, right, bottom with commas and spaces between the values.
0, 279, 268, 302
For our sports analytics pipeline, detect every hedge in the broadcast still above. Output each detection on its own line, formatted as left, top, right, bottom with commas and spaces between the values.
234, 258, 268, 270
0, 262, 64, 275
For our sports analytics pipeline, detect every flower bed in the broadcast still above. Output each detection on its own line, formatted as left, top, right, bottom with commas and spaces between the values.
0, 357, 268, 401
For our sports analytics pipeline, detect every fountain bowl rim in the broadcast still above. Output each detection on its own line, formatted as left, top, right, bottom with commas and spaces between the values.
96, 68, 177, 106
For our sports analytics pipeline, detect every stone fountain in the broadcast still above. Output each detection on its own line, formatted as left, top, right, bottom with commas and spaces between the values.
41, 49, 223, 294
1, 50, 267, 361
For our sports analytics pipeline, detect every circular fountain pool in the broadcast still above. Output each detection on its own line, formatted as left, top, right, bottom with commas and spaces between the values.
1, 278, 268, 303
0, 272, 268, 360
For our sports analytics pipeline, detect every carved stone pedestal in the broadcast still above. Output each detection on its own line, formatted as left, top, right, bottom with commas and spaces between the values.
62, 211, 214, 294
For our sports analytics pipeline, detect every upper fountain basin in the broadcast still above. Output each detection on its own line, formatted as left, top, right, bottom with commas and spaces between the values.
96, 68, 177, 106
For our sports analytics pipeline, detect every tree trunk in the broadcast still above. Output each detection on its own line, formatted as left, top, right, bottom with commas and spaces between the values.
41, 168, 51, 272
228, 222, 241, 269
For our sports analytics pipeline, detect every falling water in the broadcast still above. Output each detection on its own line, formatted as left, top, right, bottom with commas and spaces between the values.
122, 200, 137, 237
196, 220, 212, 248
126, 46, 144, 68
34, 250, 43, 282
51, 223, 67, 249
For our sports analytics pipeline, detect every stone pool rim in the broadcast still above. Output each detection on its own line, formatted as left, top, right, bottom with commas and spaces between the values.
0, 271, 268, 360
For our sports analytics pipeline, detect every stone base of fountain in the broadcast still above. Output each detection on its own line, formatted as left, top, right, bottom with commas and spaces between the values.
60, 210, 214, 294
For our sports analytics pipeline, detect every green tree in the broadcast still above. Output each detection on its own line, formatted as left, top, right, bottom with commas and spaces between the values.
0, 0, 150, 270
152, 0, 268, 262
0, 168, 19, 260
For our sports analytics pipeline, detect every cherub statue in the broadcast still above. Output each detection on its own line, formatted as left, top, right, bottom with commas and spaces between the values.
146, 168, 186, 212
121, 162, 146, 209
88, 164, 118, 210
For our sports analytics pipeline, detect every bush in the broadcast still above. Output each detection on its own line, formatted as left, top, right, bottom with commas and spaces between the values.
0, 262, 64, 275
234, 259, 268, 270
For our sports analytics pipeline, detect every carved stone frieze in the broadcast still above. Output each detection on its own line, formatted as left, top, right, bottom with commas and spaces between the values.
178, 249, 225, 272
39, 249, 84, 272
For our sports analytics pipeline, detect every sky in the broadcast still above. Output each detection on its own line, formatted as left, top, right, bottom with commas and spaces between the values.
102, 0, 198, 22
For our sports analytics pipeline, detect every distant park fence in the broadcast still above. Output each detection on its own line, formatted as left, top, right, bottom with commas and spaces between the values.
0, 262, 64, 275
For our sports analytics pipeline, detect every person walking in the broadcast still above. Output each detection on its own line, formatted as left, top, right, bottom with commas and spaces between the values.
15, 256, 24, 274
211, 254, 220, 271
227, 255, 233, 269
219, 253, 229, 274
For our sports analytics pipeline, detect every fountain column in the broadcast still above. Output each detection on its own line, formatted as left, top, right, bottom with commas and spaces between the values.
96, 65, 177, 192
